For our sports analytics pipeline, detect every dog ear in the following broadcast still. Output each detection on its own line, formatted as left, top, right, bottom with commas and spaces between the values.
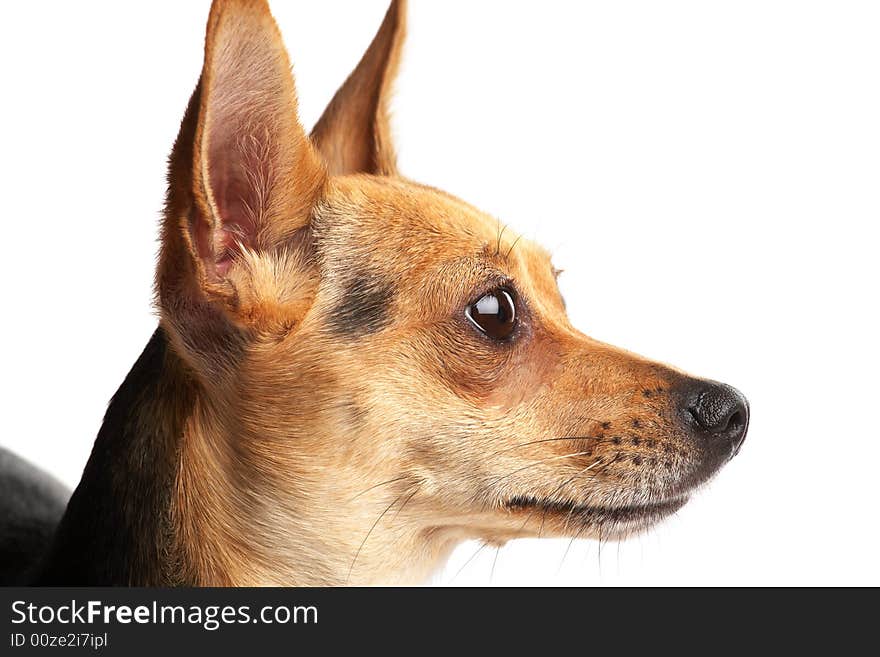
185, 0, 325, 291
311, 0, 406, 176
158, 0, 326, 370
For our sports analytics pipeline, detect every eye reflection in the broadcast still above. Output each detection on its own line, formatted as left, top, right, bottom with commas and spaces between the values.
465, 288, 517, 340
475, 295, 500, 316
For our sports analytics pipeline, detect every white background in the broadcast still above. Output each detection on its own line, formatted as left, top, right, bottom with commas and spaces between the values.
1, 1, 878, 586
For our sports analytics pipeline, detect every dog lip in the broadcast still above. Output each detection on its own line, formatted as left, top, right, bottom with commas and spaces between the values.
504, 494, 688, 524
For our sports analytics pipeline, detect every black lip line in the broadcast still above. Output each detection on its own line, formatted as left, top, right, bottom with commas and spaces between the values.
505, 495, 687, 523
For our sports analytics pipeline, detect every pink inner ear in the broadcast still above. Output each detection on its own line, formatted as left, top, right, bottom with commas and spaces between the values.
190, 3, 321, 283
192, 205, 237, 281
197, 128, 266, 280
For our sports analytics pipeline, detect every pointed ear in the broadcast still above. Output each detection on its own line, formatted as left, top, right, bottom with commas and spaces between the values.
190, 0, 325, 288
310, 0, 406, 176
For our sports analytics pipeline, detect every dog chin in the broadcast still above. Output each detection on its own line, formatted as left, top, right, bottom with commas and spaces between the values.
504, 494, 689, 539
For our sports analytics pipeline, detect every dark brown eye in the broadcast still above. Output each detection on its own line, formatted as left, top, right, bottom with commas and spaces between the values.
465, 288, 517, 340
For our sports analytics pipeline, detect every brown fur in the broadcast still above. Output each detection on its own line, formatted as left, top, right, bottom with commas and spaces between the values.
135, 0, 743, 585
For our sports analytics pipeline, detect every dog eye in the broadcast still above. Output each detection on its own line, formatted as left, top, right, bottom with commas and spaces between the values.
465, 288, 517, 340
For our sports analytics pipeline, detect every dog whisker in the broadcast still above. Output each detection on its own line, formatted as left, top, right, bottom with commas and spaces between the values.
346, 478, 425, 584
495, 221, 508, 257
513, 457, 606, 534
538, 505, 548, 538
487, 434, 605, 458
346, 490, 410, 584
485, 450, 597, 486
388, 487, 421, 524
449, 541, 488, 584
558, 523, 587, 575
489, 544, 501, 583
504, 233, 524, 260
349, 475, 412, 501
466, 449, 598, 508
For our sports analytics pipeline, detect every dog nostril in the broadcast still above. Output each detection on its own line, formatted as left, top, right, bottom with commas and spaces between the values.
725, 410, 744, 434
681, 381, 749, 451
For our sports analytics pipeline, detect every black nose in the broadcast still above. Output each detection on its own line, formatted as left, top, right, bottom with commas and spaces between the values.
681, 381, 749, 455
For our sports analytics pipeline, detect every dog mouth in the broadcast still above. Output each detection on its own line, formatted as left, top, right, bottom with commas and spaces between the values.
504, 494, 688, 534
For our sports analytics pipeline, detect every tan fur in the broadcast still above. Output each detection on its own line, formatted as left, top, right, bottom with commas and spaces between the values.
311, 0, 405, 176
151, 0, 737, 585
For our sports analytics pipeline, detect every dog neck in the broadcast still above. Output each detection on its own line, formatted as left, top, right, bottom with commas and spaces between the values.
34, 326, 461, 585
34, 328, 194, 584
33, 326, 275, 585
35, 326, 299, 585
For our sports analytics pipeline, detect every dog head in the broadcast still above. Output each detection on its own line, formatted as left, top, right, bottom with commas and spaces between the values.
157, 0, 748, 584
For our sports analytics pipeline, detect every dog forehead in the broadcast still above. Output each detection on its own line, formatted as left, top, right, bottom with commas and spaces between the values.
318, 176, 492, 245
315, 175, 552, 274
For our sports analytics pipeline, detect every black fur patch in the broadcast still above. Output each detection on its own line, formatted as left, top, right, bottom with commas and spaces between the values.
328, 274, 395, 337
33, 328, 192, 585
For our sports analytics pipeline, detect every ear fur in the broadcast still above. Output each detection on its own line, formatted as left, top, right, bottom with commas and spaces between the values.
192, 0, 325, 286
310, 0, 406, 176
157, 0, 326, 374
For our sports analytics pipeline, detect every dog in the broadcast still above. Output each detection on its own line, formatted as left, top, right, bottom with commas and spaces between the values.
0, 0, 748, 586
